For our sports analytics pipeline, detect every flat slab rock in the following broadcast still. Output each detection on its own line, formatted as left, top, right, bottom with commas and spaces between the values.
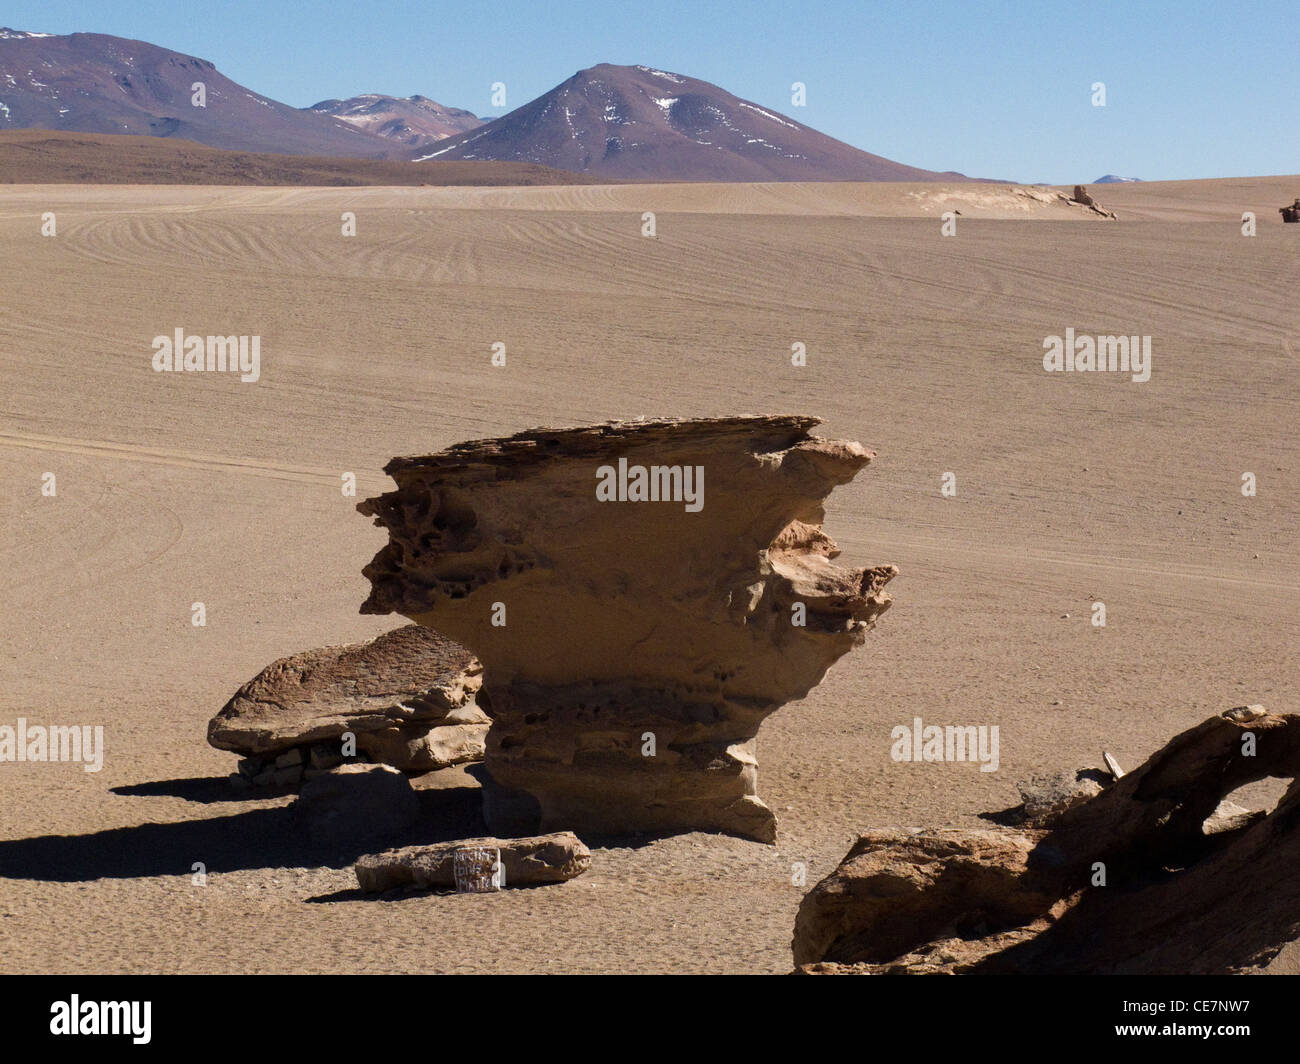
355, 832, 591, 892
207, 624, 487, 771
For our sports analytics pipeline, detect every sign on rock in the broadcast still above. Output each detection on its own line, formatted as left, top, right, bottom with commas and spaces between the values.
454, 847, 504, 892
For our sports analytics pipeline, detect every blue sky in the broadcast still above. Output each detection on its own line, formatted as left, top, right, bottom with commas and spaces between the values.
7, 0, 1297, 182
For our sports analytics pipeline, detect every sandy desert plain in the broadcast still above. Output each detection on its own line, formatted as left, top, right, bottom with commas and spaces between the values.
1, 175, 1297, 973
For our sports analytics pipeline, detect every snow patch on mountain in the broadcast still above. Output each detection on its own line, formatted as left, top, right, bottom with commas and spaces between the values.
737, 101, 798, 129
414, 126, 491, 161
636, 66, 684, 83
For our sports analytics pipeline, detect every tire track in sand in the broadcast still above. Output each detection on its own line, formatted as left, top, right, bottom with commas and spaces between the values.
0, 430, 390, 493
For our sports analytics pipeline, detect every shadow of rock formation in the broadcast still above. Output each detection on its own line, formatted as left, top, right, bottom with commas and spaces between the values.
0, 783, 485, 882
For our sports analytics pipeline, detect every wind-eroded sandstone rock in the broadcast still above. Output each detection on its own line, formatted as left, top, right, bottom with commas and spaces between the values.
355, 832, 591, 892
794, 707, 1300, 974
358, 416, 896, 843
207, 624, 487, 775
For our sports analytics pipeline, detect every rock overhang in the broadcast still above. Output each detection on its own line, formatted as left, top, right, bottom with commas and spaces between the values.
357, 415, 896, 842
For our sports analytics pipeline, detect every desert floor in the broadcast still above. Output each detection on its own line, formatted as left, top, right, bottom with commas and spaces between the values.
1, 177, 1297, 973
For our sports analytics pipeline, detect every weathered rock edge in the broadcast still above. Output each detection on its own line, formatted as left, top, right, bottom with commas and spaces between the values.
355, 832, 591, 891
357, 416, 896, 843
207, 624, 487, 777
793, 707, 1300, 974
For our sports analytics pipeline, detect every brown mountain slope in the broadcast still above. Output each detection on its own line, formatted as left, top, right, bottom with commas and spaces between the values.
0, 27, 398, 157
418, 63, 971, 182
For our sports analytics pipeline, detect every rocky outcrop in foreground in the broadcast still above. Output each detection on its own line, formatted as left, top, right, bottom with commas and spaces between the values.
207, 625, 487, 782
358, 416, 896, 843
794, 707, 1300, 974
356, 832, 591, 892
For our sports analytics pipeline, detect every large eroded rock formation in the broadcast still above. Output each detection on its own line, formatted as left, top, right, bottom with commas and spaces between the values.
358, 416, 896, 842
793, 707, 1300, 974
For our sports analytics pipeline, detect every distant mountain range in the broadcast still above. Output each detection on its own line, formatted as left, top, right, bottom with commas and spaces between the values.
0, 28, 974, 181
1094, 174, 1142, 183
307, 94, 482, 151
0, 27, 396, 156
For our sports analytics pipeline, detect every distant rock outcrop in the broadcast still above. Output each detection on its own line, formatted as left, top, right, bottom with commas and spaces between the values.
1069, 184, 1117, 219
358, 416, 896, 843
207, 625, 487, 779
1280, 198, 1300, 223
793, 707, 1300, 974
